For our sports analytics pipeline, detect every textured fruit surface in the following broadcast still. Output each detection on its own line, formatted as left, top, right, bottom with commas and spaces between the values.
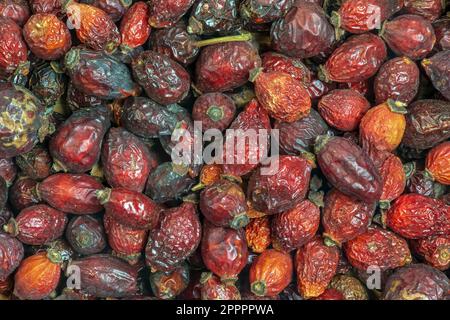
379, 154, 406, 205
150, 263, 189, 299
422, 50, 450, 101
200, 272, 241, 300
329, 274, 369, 300
261, 52, 311, 86
425, 142, 450, 185
66, 215, 106, 255
192, 93, 236, 132
411, 234, 450, 270
0, 232, 24, 281
148, 0, 195, 28
0, 17, 27, 78
120, 2, 150, 50
240, 0, 294, 25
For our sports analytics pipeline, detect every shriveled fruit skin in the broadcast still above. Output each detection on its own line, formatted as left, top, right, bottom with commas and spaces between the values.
188, 0, 240, 35
249, 249, 292, 297
132, 51, 190, 105
322, 189, 375, 245
402, 99, 450, 150
386, 193, 450, 239
315, 135, 382, 203
381, 14, 435, 60
148, 0, 195, 28
8, 177, 40, 211
83, 0, 129, 22
66, 215, 106, 255
306, 72, 337, 100
29, 0, 62, 15
200, 272, 241, 300
329, 274, 369, 300
0, 158, 16, 186
14, 252, 60, 300
272, 200, 320, 252
37, 173, 104, 214
245, 216, 271, 254
66, 81, 104, 112
318, 89, 370, 132
321, 33, 386, 82
0, 0, 30, 26
403, 0, 443, 22
50, 106, 111, 173
195, 41, 261, 93
150, 263, 190, 299
120, 2, 150, 50
295, 236, 339, 298
374, 56, 420, 104
247, 155, 312, 215
425, 143, 449, 187
311, 288, 345, 300
261, 52, 311, 87
64, 47, 140, 100
9, 204, 67, 245
0, 232, 24, 281
382, 264, 449, 300
0, 17, 27, 78
102, 128, 152, 193
407, 170, 446, 198
411, 234, 450, 270
192, 93, 236, 132
379, 154, 406, 205
0, 206, 12, 228
271, 1, 335, 59
15, 145, 50, 181
422, 50, 450, 101
68, 254, 139, 298
201, 223, 248, 281
145, 202, 201, 272
433, 17, 450, 50
240, 0, 294, 25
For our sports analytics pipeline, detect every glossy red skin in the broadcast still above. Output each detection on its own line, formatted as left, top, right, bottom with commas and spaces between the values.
68, 254, 139, 298
148, 0, 195, 28
254, 71, 311, 122
101, 187, 160, 230
12, 204, 67, 245
50, 106, 111, 173
311, 288, 346, 300
192, 93, 236, 132
0, 158, 17, 186
411, 234, 450, 270
344, 226, 412, 271
101, 128, 152, 193
271, 1, 335, 59
200, 179, 248, 229
381, 14, 436, 60
0, 232, 24, 281
9, 177, 41, 212
379, 154, 406, 204
0, 17, 27, 78
66, 2, 121, 53
83, 0, 128, 22
15, 146, 51, 181
23, 13, 71, 60
433, 17, 450, 50
426, 141, 450, 185
201, 223, 248, 281
240, 0, 294, 25
407, 170, 445, 198
318, 89, 370, 132
261, 52, 311, 87
249, 249, 293, 297
295, 236, 339, 298
322, 33, 387, 82
305, 72, 337, 100
120, 2, 150, 49
132, 50, 190, 105
272, 200, 320, 252
339, 80, 371, 96
0, 0, 29, 26
150, 263, 190, 299
322, 189, 375, 245
374, 56, 420, 104
201, 273, 241, 300
382, 264, 449, 300
422, 50, 450, 101
316, 136, 382, 203
247, 155, 312, 215
386, 193, 450, 239
195, 41, 261, 93
403, 0, 443, 22
37, 173, 104, 214
66, 81, 104, 112
145, 202, 201, 272
29, 0, 62, 16
66, 215, 106, 255
221, 99, 271, 177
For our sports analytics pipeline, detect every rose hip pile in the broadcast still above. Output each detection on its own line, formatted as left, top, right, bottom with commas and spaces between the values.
0, 0, 449, 301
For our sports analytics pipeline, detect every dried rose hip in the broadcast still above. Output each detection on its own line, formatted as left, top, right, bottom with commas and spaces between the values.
272, 200, 320, 251
0, 206, 12, 228
9, 177, 40, 212
386, 193, 450, 239
150, 262, 190, 299
339, 79, 371, 96
148, 0, 195, 28
311, 288, 345, 300
97, 187, 160, 230
64, 47, 140, 100
120, 2, 151, 51
407, 169, 446, 198
0, 232, 24, 281
195, 41, 261, 93
261, 52, 311, 87
145, 202, 201, 272
5, 204, 67, 245
68, 254, 139, 298
50, 106, 111, 173
66, 215, 106, 255
29, 61, 66, 106
0, 0, 30, 26
83, 0, 129, 22
132, 51, 190, 105
295, 236, 339, 298
271, 1, 335, 59
329, 274, 369, 300
382, 264, 449, 300
411, 234, 450, 270
192, 93, 236, 132
23, 13, 71, 60
192, 164, 223, 191
65, 1, 120, 53
29, 0, 62, 15
403, 0, 444, 22
320, 33, 386, 83
104, 213, 147, 265
0, 158, 17, 187
37, 173, 104, 214
240, 0, 294, 25
249, 249, 292, 297
422, 50, 450, 101
247, 155, 312, 215
318, 89, 370, 132
425, 142, 450, 185
380, 14, 436, 60
315, 135, 382, 203
66, 81, 104, 112
0, 17, 28, 78
188, 0, 240, 35
402, 99, 450, 150
379, 154, 406, 207
245, 216, 271, 253
433, 17, 450, 50
200, 272, 241, 300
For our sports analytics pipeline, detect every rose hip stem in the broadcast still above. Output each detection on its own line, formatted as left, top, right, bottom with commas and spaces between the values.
193, 32, 253, 48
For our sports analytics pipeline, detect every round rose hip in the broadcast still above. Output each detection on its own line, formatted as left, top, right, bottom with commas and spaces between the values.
192, 93, 236, 132
66, 215, 106, 255
379, 154, 406, 208
0, 232, 24, 281
200, 272, 241, 300
425, 141, 450, 185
